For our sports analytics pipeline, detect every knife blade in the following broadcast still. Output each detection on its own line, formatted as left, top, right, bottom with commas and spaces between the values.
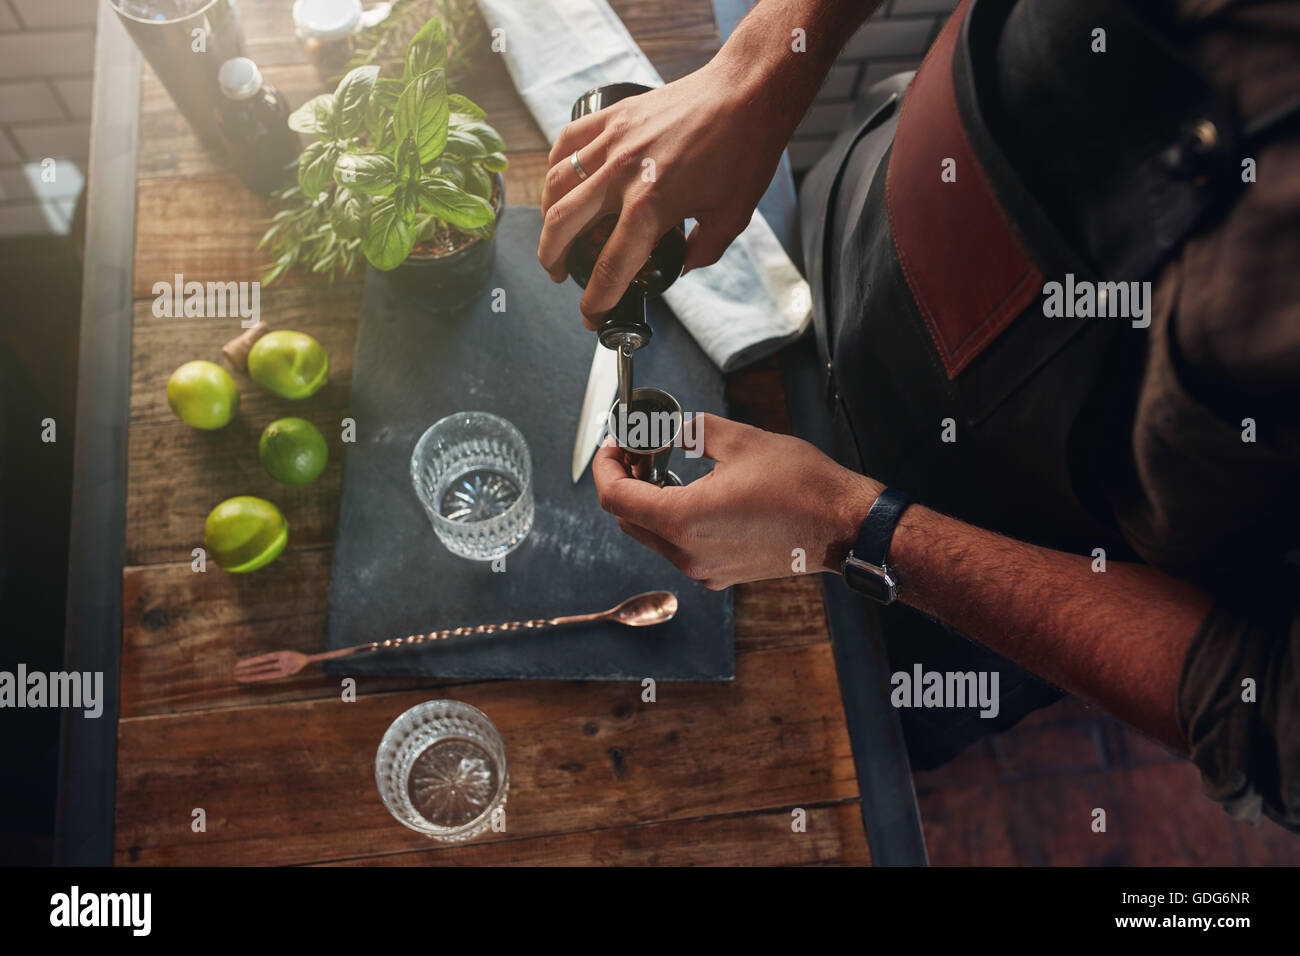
571, 341, 618, 483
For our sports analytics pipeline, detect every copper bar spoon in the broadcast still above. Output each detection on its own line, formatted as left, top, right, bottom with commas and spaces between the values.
232, 590, 679, 683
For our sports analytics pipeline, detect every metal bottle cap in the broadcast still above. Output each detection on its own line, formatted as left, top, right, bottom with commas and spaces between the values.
218, 57, 263, 100
292, 0, 363, 40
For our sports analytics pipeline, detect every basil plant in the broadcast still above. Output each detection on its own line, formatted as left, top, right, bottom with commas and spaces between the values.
259, 18, 507, 280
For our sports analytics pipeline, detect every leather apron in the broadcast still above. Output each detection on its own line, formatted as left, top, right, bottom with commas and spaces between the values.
797, 0, 1253, 767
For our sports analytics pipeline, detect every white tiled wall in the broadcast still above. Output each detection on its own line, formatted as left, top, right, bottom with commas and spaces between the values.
0, 0, 96, 237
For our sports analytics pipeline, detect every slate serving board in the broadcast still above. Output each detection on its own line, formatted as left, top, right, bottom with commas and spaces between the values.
324, 206, 733, 680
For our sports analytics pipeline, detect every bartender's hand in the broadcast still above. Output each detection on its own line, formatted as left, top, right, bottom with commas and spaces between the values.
538, 0, 881, 326
538, 62, 786, 326
592, 414, 881, 588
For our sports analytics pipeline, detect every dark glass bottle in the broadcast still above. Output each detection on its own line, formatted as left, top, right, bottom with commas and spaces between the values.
215, 57, 300, 197
563, 84, 687, 353
565, 214, 686, 350
564, 83, 688, 413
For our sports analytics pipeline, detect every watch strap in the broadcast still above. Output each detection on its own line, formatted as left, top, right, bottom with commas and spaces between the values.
853, 487, 913, 567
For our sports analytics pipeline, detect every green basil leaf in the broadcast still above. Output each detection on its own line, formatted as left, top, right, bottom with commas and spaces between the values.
447, 93, 486, 122
417, 213, 448, 242
376, 115, 396, 151
330, 186, 368, 239
298, 140, 338, 196
334, 152, 399, 196
394, 69, 449, 165
288, 94, 337, 136
432, 162, 464, 188
481, 151, 508, 173
442, 127, 486, 160
363, 93, 385, 145
451, 119, 505, 155
333, 65, 379, 138
372, 77, 404, 110
364, 78, 400, 144
464, 163, 492, 201
397, 182, 421, 221
362, 197, 415, 271
394, 135, 423, 182
403, 17, 447, 84
416, 176, 495, 231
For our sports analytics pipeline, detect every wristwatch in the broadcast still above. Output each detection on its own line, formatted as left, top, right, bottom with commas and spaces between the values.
841, 487, 913, 604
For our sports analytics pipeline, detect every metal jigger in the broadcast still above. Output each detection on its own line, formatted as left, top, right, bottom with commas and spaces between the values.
607, 387, 683, 487
565, 82, 687, 452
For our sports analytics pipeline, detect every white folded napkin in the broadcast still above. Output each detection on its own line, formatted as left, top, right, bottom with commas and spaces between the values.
475, 0, 813, 371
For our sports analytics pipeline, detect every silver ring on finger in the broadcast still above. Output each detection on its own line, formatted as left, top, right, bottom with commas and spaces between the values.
570, 150, 589, 182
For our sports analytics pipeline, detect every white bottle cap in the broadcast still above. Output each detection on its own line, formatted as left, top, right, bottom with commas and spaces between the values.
218, 57, 263, 100
292, 0, 363, 41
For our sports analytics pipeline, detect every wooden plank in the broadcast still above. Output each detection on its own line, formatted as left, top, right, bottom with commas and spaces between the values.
728, 358, 796, 435
605, 0, 718, 44
315, 802, 868, 865
125, 284, 360, 564
733, 575, 827, 650
497, 151, 548, 206
114, 642, 858, 865
219, 0, 720, 61
120, 551, 827, 716
132, 174, 302, 297
121, 548, 460, 717
125, 419, 343, 562
128, 282, 361, 425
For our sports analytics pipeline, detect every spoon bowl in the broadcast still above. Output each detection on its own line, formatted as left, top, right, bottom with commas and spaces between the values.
610, 590, 679, 627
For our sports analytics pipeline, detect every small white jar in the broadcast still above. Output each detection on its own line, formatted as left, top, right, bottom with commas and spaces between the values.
293, 0, 364, 85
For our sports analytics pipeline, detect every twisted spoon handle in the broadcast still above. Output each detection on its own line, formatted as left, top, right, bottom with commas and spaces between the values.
366, 618, 557, 652
306, 606, 616, 664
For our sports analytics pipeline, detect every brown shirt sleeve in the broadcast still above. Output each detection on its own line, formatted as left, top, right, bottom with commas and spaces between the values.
1177, 570, 1300, 832
1116, 0, 1300, 829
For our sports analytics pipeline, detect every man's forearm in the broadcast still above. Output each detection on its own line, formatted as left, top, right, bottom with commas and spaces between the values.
878, 503, 1213, 749
716, 0, 885, 144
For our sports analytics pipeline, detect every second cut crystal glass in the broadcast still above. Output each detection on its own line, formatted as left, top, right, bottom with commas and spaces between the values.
375, 700, 509, 841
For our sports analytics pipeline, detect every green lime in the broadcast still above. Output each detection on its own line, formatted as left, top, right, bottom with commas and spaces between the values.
204, 496, 289, 573
259, 417, 328, 486
247, 330, 329, 400
166, 360, 239, 430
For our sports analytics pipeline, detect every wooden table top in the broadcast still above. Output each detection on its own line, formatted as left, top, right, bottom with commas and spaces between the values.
113, 0, 867, 866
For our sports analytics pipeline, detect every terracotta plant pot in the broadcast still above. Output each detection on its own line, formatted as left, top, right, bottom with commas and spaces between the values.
391, 172, 505, 313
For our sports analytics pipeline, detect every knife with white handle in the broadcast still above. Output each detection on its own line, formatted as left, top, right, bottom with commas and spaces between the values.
571, 342, 618, 483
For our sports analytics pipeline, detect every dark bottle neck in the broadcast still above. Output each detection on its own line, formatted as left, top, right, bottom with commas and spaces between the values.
597, 288, 651, 352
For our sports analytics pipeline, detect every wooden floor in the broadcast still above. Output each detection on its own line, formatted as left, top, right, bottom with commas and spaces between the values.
916, 696, 1300, 865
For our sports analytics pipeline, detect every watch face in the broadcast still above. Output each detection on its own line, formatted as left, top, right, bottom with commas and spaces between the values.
843, 558, 898, 603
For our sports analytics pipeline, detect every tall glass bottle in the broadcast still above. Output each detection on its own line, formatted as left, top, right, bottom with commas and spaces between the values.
110, 0, 247, 148
215, 57, 300, 197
